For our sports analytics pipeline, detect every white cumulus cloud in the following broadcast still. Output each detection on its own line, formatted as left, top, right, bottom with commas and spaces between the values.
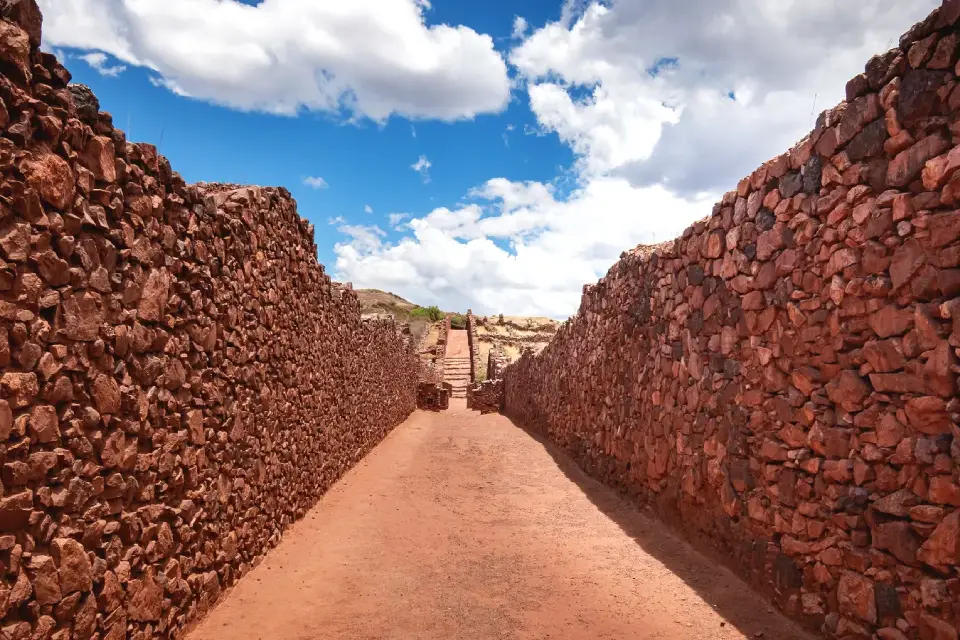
334, 0, 939, 318
510, 0, 938, 194
79, 52, 127, 77
303, 176, 329, 189
336, 177, 709, 318
511, 16, 529, 40
38, 0, 511, 121
411, 155, 432, 183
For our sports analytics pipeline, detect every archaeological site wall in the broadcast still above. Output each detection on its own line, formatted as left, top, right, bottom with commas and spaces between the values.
0, 4, 419, 638
505, 3, 960, 638
466, 311, 479, 384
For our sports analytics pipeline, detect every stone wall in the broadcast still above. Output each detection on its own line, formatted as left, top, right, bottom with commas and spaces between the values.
504, 3, 960, 638
486, 346, 509, 382
0, 5, 419, 638
466, 310, 478, 383
466, 380, 503, 414
417, 382, 451, 412
434, 316, 451, 383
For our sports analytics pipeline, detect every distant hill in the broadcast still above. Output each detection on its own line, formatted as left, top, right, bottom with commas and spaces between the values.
355, 289, 445, 346
356, 288, 418, 315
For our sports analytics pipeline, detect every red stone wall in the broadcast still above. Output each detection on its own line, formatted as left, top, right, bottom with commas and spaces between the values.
466, 310, 479, 384
417, 382, 451, 411
0, 5, 418, 638
466, 379, 502, 414
486, 346, 509, 382
505, 3, 960, 637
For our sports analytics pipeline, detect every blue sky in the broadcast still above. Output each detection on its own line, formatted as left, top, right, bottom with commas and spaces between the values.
53, 0, 573, 269
39, 0, 938, 317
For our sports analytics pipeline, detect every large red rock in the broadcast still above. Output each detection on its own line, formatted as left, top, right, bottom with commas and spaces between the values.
28, 404, 58, 443
0, 399, 12, 441
917, 511, 960, 569
27, 555, 61, 605
126, 571, 163, 621
0, 490, 32, 532
91, 375, 121, 415
888, 135, 950, 187
138, 269, 170, 323
79, 135, 117, 183
905, 396, 952, 435
20, 151, 75, 211
51, 538, 92, 595
0, 20, 29, 78
862, 339, 906, 372
57, 292, 103, 342
918, 614, 959, 640
868, 305, 913, 338
838, 570, 877, 624
890, 239, 926, 290
0, 222, 30, 261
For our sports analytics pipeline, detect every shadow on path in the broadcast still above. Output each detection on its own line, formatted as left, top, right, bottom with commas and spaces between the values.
510, 417, 815, 640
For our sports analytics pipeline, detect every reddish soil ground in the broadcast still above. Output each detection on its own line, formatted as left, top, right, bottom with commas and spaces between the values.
445, 329, 470, 357
188, 402, 813, 640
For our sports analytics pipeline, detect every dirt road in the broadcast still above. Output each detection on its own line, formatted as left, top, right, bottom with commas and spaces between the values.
188, 402, 812, 640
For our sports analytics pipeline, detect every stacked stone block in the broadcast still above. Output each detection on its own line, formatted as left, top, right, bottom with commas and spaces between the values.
505, 3, 960, 637
0, 4, 419, 637
466, 380, 503, 414
486, 346, 509, 382
466, 310, 479, 384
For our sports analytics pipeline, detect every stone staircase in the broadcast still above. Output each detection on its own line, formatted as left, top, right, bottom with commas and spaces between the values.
443, 356, 471, 399
443, 329, 472, 399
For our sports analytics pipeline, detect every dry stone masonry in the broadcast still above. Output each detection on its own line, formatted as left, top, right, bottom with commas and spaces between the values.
416, 381, 451, 412
466, 311, 479, 385
0, 3, 419, 637
505, 2, 960, 638
486, 346, 509, 383
466, 380, 503, 414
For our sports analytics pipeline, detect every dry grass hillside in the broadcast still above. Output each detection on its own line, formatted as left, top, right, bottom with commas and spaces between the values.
354, 289, 447, 372
355, 289, 437, 344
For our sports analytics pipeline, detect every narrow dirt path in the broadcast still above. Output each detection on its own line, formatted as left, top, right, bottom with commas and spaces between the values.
188, 402, 812, 640
445, 329, 470, 357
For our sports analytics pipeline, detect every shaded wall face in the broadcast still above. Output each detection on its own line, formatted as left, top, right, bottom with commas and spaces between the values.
505, 3, 960, 636
0, 5, 418, 637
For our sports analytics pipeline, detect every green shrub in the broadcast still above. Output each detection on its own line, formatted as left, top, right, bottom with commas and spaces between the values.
450, 314, 467, 329
410, 305, 444, 322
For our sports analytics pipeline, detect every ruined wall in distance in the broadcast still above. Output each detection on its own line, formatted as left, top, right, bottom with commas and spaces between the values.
466, 311, 479, 383
505, 3, 960, 638
0, 4, 419, 638
466, 379, 503, 414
